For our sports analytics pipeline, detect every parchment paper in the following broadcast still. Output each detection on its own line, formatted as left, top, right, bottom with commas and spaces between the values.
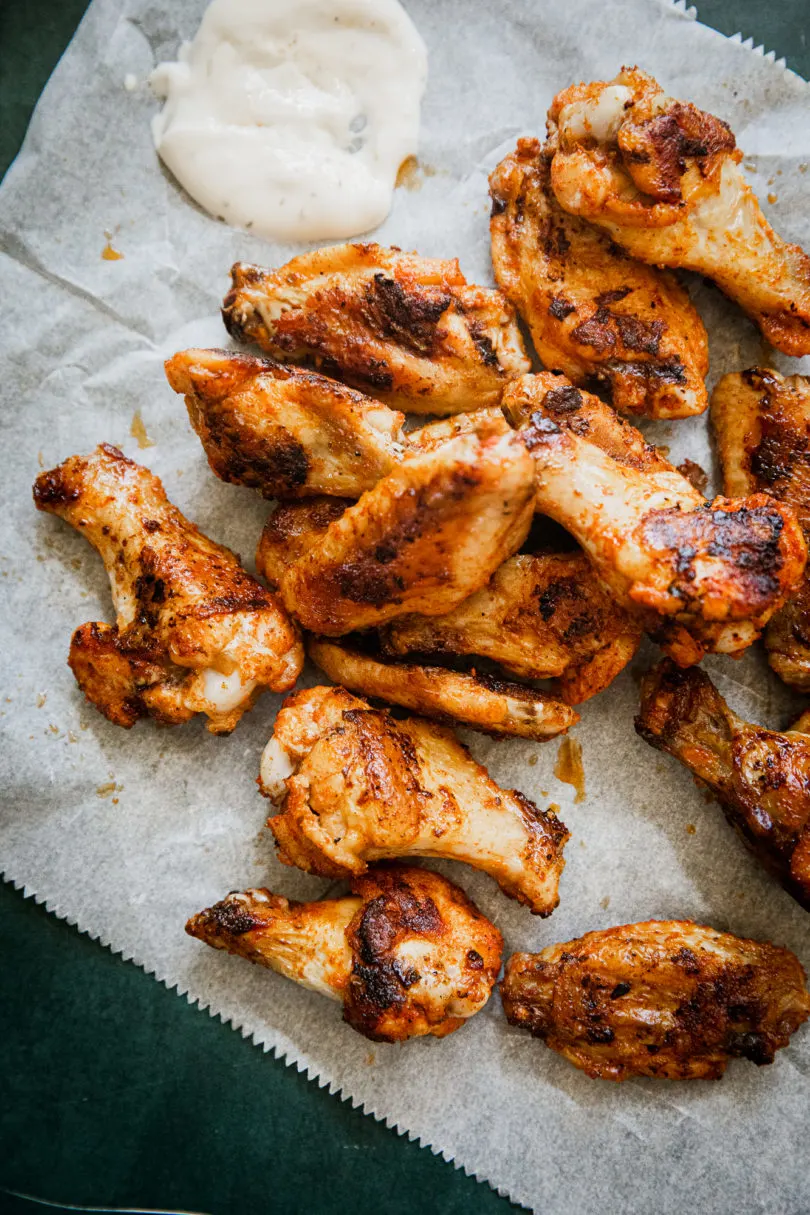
2, 2, 810, 1211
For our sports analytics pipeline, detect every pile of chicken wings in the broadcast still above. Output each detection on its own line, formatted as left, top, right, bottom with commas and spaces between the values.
35, 69, 810, 1075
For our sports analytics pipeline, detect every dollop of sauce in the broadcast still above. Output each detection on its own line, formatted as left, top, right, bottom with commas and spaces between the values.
149, 0, 427, 242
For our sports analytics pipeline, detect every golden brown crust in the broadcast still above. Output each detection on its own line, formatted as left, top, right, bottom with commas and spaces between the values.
502, 920, 810, 1080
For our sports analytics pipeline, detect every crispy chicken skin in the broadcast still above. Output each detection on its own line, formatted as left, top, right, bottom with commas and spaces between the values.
186, 864, 503, 1042
636, 659, 810, 910
501, 920, 810, 1080
489, 138, 708, 419
259, 687, 569, 913
712, 368, 810, 689
165, 348, 405, 500
547, 68, 810, 355
222, 243, 531, 415
381, 552, 642, 705
255, 425, 535, 635
307, 637, 579, 740
505, 373, 807, 665
33, 445, 302, 733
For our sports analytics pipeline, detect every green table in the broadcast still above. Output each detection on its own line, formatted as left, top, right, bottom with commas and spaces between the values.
1, 4, 808, 1213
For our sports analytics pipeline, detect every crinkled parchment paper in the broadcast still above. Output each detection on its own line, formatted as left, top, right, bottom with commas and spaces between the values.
2, 2, 810, 1211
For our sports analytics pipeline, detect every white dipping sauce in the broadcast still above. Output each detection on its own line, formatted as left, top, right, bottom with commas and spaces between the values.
149, 0, 427, 242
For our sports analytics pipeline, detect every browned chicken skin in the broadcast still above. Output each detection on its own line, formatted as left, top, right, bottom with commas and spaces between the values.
259, 686, 569, 913
636, 659, 810, 910
502, 920, 810, 1080
165, 348, 405, 500
505, 372, 807, 665
33, 445, 302, 733
712, 368, 810, 690
186, 864, 503, 1042
489, 137, 708, 419
222, 243, 531, 415
548, 68, 810, 355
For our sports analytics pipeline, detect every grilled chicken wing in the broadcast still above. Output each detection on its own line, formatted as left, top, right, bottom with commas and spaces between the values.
489, 137, 708, 419
187, 864, 503, 1042
307, 637, 579, 740
505, 373, 807, 665
33, 445, 302, 733
712, 368, 810, 689
501, 920, 809, 1080
381, 552, 642, 704
547, 68, 810, 355
636, 659, 810, 910
222, 243, 531, 415
259, 686, 569, 913
255, 424, 535, 635
165, 348, 405, 500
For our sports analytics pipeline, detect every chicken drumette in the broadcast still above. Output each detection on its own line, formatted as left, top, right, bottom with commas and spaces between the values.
165, 348, 405, 500
222, 243, 531, 415
502, 920, 809, 1080
259, 686, 569, 914
636, 659, 810, 910
712, 368, 810, 689
33, 445, 303, 733
187, 864, 503, 1042
547, 68, 810, 355
505, 373, 807, 665
489, 137, 708, 419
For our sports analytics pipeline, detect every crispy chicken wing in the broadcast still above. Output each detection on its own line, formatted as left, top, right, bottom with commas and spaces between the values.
636, 659, 810, 910
380, 552, 642, 704
255, 424, 535, 635
33, 445, 303, 733
712, 368, 810, 689
222, 243, 531, 415
501, 920, 809, 1080
165, 348, 405, 500
307, 638, 579, 740
489, 137, 708, 419
259, 687, 569, 913
505, 373, 807, 665
186, 864, 503, 1042
547, 68, 810, 355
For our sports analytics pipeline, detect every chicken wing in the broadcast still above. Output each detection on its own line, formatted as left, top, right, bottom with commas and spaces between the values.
712, 368, 810, 689
381, 552, 642, 704
501, 920, 809, 1080
165, 348, 405, 500
505, 373, 807, 665
255, 424, 536, 635
489, 137, 708, 419
221, 243, 531, 415
186, 864, 503, 1042
547, 68, 810, 355
636, 659, 810, 910
33, 445, 303, 733
259, 686, 569, 913
307, 638, 579, 740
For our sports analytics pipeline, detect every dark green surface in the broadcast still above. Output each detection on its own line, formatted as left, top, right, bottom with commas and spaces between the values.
1, 4, 808, 1214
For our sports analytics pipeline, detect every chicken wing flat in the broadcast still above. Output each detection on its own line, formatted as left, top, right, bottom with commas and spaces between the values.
489, 137, 708, 419
381, 552, 642, 704
712, 368, 810, 689
259, 686, 569, 913
33, 445, 303, 733
501, 920, 809, 1080
187, 864, 503, 1042
165, 348, 405, 500
307, 637, 579, 741
255, 424, 535, 635
222, 243, 531, 415
636, 659, 810, 910
504, 373, 807, 665
547, 68, 810, 355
